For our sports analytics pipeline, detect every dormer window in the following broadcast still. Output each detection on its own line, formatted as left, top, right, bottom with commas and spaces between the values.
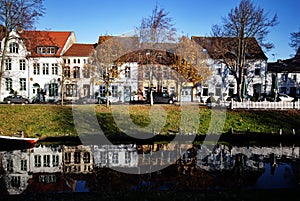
9, 42, 19, 53
37, 46, 57, 54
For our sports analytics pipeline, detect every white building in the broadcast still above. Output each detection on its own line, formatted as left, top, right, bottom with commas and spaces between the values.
192, 36, 268, 102
29, 144, 63, 173
0, 30, 76, 102
93, 144, 138, 168
0, 149, 32, 194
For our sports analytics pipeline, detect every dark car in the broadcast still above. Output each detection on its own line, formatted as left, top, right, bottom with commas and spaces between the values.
147, 92, 175, 104
3, 95, 29, 104
75, 96, 109, 105
75, 97, 98, 104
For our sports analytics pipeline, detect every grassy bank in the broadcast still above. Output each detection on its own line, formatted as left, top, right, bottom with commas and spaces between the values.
0, 104, 299, 138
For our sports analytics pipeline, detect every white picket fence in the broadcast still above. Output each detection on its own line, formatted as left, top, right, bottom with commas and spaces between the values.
231, 100, 300, 110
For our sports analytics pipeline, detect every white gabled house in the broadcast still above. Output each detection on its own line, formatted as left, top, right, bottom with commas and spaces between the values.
0, 30, 76, 102
0, 30, 31, 100
192, 36, 268, 102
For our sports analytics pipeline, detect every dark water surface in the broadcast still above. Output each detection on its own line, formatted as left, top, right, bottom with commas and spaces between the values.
1, 141, 300, 195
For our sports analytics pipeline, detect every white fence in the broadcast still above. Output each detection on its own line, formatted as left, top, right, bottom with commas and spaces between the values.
231, 100, 300, 110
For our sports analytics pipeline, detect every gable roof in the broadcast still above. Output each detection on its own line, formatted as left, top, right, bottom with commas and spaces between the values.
18, 30, 73, 57
63, 43, 96, 57
191, 36, 267, 60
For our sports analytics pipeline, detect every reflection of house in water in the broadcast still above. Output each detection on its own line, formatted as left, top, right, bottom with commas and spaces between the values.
0, 149, 32, 195
138, 144, 192, 172
93, 144, 138, 168
62, 145, 93, 173
24, 172, 72, 194
29, 145, 63, 173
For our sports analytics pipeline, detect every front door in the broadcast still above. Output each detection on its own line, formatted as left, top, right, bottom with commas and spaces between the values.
124, 86, 131, 102
181, 87, 192, 102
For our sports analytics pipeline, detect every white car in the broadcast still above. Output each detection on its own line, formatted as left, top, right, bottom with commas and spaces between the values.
277, 94, 294, 102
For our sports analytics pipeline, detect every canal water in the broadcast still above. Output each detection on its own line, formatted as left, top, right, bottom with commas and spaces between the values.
0, 142, 300, 195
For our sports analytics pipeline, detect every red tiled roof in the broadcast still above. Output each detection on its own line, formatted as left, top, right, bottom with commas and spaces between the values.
63, 43, 96, 57
18, 30, 73, 57
191, 36, 267, 60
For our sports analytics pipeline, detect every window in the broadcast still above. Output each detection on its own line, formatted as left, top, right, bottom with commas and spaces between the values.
11, 176, 20, 188
83, 84, 90, 97
5, 78, 12, 91
255, 68, 261, 76
73, 59, 76, 64
202, 88, 208, 96
162, 87, 168, 94
100, 152, 107, 165
33, 63, 40, 75
34, 155, 41, 167
112, 152, 119, 164
99, 85, 106, 97
143, 87, 149, 96
66, 84, 77, 97
125, 152, 131, 164
9, 42, 18, 53
125, 66, 131, 78
99, 67, 107, 79
64, 152, 71, 164
112, 85, 118, 97
43, 155, 50, 167
39, 175, 56, 183
21, 159, 27, 171
19, 78, 26, 91
7, 159, 13, 172
73, 67, 80, 78
293, 74, 297, 81
43, 63, 49, 75
215, 85, 221, 96
169, 87, 175, 96
83, 68, 90, 78
53, 155, 59, 167
5, 59, 11, 70
64, 67, 71, 78
19, 59, 26, 70
49, 83, 58, 97
74, 152, 81, 164
52, 63, 58, 75
281, 74, 288, 82
37, 46, 56, 54
83, 152, 90, 163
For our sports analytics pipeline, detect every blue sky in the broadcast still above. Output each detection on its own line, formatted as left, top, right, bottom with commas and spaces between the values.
36, 0, 300, 62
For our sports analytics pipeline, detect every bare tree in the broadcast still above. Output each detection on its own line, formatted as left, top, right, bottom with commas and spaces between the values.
86, 36, 128, 107
211, 0, 278, 101
289, 28, 300, 53
136, 4, 178, 105
0, 0, 45, 100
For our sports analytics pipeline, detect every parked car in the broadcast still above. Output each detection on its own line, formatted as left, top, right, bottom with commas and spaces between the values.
147, 92, 175, 104
3, 95, 29, 104
75, 97, 98, 104
277, 93, 294, 102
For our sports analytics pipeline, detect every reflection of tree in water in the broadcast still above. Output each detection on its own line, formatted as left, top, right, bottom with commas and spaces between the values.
213, 154, 265, 188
